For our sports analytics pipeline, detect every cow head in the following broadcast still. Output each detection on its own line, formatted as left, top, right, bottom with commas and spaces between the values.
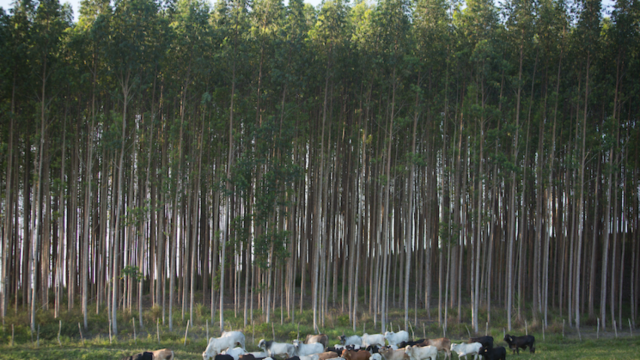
479, 347, 488, 355
258, 339, 266, 351
339, 335, 347, 345
203, 341, 219, 360
342, 350, 351, 360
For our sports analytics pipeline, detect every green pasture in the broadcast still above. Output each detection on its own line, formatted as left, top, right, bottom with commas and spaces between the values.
1, 335, 638, 360
0, 306, 638, 359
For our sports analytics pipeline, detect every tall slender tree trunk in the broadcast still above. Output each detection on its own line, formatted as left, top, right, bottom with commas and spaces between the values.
2, 114, 15, 320
169, 123, 182, 331
56, 117, 67, 318
381, 67, 397, 333
473, 114, 484, 333
601, 143, 615, 329
31, 57, 48, 333
575, 53, 590, 329
221, 60, 235, 333
507, 46, 524, 331
190, 127, 204, 326
82, 82, 96, 328
404, 74, 420, 329
544, 43, 562, 326
313, 53, 331, 333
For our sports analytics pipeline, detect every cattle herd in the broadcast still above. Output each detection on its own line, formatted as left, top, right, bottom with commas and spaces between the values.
119, 329, 535, 360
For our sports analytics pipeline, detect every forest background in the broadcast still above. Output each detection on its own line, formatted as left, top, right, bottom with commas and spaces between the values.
0, 0, 639, 346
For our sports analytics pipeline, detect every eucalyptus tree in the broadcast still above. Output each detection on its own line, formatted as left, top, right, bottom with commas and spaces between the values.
598, 0, 638, 329
536, 0, 568, 328
168, 0, 212, 328
246, 0, 287, 324
0, 0, 36, 321
501, 0, 536, 331
29, 0, 70, 332
108, 0, 161, 334
348, 0, 374, 330
369, 0, 411, 331
74, 0, 111, 330
610, 0, 640, 327
308, 0, 349, 332
570, 0, 601, 330
0, 6, 11, 321
211, 0, 250, 332
454, 0, 502, 331
280, 0, 310, 324
413, 0, 451, 325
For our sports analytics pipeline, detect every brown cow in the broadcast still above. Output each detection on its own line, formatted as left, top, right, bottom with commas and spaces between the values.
378, 347, 409, 360
318, 351, 340, 360
306, 334, 330, 349
418, 339, 451, 360
342, 349, 371, 360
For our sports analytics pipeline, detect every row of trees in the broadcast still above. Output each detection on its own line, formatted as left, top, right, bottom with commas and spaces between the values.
1, 0, 639, 339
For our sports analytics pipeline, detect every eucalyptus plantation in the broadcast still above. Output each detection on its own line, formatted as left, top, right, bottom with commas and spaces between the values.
0, 0, 639, 335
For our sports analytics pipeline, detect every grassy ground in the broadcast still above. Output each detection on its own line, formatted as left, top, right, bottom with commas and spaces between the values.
0, 304, 638, 359
0, 334, 638, 359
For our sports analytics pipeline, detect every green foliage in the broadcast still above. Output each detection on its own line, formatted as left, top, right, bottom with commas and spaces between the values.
120, 266, 144, 282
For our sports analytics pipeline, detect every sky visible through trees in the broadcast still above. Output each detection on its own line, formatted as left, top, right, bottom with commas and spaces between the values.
1, 0, 639, 341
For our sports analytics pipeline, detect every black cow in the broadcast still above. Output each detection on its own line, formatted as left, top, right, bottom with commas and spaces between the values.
503, 334, 535, 354
215, 354, 236, 360
396, 339, 426, 348
479, 346, 506, 360
240, 354, 256, 360
327, 347, 344, 356
365, 345, 381, 353
121, 352, 154, 360
469, 336, 494, 349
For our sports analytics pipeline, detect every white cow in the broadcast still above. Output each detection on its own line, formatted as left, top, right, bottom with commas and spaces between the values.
294, 339, 325, 356
340, 335, 363, 346
249, 352, 269, 358
362, 334, 386, 347
450, 343, 482, 360
203, 331, 246, 360
405, 345, 438, 360
384, 331, 409, 347
224, 347, 247, 360
370, 354, 383, 360
258, 339, 296, 358
299, 354, 320, 360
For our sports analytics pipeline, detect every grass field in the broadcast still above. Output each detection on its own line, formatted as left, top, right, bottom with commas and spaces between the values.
0, 306, 638, 359
1, 335, 638, 359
